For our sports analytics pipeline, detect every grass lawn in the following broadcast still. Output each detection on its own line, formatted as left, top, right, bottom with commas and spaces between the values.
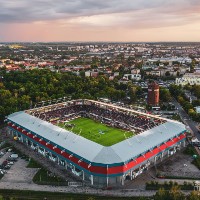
59, 117, 134, 146
33, 168, 68, 186
27, 158, 42, 168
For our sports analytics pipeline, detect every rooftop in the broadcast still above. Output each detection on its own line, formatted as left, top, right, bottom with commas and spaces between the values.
7, 100, 186, 165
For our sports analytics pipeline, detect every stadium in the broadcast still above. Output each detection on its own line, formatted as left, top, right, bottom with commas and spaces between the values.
6, 99, 187, 187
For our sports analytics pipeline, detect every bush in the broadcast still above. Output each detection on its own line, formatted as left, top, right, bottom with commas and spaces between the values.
146, 181, 193, 190
26, 158, 42, 168
33, 168, 67, 186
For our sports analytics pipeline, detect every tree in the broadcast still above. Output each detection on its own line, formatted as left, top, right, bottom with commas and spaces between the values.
160, 88, 172, 102
169, 84, 183, 97
154, 188, 169, 200
169, 185, 184, 200
187, 191, 200, 200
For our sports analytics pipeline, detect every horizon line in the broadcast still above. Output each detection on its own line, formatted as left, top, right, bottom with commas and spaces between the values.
1, 41, 200, 44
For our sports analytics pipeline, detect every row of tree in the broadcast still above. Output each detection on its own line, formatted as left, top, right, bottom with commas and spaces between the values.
0, 69, 140, 123
154, 186, 200, 200
170, 84, 200, 122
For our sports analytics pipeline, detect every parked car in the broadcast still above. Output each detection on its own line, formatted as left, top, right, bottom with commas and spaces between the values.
7, 157, 17, 162
7, 161, 14, 165
9, 154, 18, 159
4, 165, 11, 169
0, 170, 4, 175
0, 169, 7, 174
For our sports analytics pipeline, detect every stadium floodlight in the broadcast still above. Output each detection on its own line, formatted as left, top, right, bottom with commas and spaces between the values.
53, 145, 57, 149
22, 129, 25, 133
149, 149, 154, 154
69, 154, 73, 158
61, 149, 65, 154
27, 132, 31, 135
88, 163, 91, 168
164, 142, 168, 147
33, 135, 37, 138
39, 138, 43, 142
17, 126, 20, 130
78, 158, 83, 163
142, 154, 145, 158
46, 141, 50, 145
124, 162, 127, 168
158, 146, 162, 151
12, 124, 15, 127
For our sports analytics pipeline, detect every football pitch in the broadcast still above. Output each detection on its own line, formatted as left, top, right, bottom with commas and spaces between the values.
59, 117, 134, 146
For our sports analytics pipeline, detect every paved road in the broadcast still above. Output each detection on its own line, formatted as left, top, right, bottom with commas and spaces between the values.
172, 98, 200, 140
0, 181, 191, 197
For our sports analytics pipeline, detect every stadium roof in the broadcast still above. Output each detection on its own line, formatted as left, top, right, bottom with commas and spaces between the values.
7, 111, 186, 165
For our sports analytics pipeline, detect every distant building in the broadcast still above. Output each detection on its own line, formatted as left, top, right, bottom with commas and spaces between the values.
0, 61, 3, 68
131, 69, 140, 74
176, 73, 200, 86
123, 74, 141, 81
195, 106, 200, 114
85, 71, 99, 78
147, 82, 159, 106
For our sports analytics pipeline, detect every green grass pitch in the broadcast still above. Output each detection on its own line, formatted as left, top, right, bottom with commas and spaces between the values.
59, 117, 134, 146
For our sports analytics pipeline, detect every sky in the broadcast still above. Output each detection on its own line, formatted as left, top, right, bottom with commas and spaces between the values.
0, 0, 200, 42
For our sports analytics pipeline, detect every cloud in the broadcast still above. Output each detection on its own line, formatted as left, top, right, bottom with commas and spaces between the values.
1, 0, 200, 42
0, 0, 200, 24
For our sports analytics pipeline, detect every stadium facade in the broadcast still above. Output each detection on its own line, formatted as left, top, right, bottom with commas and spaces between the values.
6, 99, 187, 187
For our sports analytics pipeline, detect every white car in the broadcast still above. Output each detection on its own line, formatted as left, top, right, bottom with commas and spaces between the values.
7, 161, 14, 165
0, 169, 6, 174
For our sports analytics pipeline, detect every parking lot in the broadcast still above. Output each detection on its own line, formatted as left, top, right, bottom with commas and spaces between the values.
0, 151, 38, 184
156, 151, 200, 179
124, 150, 200, 189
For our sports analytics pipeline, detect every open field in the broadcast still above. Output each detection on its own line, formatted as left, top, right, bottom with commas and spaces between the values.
59, 117, 134, 146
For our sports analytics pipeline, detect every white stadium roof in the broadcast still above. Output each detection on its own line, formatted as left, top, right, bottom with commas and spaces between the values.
7, 111, 186, 165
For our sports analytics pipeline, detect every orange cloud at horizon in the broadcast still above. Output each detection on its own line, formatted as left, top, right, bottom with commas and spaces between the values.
1, 0, 200, 42
1, 19, 200, 42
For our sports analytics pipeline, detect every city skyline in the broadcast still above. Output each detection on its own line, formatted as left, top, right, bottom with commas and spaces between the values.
0, 0, 200, 42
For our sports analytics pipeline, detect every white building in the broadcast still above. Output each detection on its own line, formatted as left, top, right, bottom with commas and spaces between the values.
176, 73, 200, 86
195, 106, 200, 114
123, 74, 142, 81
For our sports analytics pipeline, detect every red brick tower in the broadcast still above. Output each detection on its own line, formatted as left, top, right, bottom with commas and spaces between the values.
147, 81, 159, 106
